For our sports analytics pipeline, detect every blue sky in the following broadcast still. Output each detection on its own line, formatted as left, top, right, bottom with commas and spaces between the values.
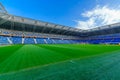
1, 0, 120, 29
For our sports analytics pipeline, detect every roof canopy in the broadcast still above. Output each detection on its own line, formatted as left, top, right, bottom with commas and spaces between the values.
0, 3, 120, 37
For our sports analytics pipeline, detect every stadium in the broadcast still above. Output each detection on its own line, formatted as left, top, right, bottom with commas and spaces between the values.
0, 2, 120, 80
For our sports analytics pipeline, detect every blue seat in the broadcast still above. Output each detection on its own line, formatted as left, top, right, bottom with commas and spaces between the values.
10, 37, 22, 44
36, 38, 45, 44
0, 36, 10, 45
24, 38, 35, 44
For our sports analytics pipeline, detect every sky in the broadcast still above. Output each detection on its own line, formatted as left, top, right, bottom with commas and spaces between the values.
1, 0, 120, 30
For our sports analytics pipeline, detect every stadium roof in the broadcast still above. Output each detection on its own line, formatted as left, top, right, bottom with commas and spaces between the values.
85, 23, 120, 36
0, 3, 120, 37
0, 3, 86, 37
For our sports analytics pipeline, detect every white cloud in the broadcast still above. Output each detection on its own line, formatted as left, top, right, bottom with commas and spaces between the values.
76, 5, 120, 30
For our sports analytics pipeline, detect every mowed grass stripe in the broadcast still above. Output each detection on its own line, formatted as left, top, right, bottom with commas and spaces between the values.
38, 44, 89, 57
38, 44, 120, 58
25, 45, 69, 65
50, 44, 120, 52
0, 45, 23, 63
0, 48, 23, 73
48, 44, 120, 52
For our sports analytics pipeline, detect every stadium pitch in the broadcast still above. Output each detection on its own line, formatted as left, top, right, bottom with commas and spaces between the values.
0, 44, 120, 80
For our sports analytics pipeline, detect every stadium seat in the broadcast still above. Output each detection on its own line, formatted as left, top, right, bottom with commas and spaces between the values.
24, 38, 35, 44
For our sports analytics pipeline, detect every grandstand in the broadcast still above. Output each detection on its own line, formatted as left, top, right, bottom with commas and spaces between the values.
0, 3, 120, 45
0, 3, 82, 45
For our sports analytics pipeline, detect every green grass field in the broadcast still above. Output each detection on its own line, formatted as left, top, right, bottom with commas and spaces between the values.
0, 44, 120, 80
